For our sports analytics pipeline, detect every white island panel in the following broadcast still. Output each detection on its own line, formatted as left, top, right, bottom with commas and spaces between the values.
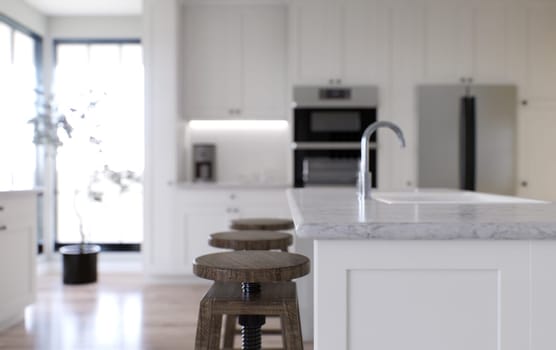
316, 240, 530, 350
349, 269, 498, 350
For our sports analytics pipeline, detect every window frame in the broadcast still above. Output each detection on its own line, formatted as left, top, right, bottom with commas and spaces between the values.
0, 14, 43, 86
53, 38, 141, 66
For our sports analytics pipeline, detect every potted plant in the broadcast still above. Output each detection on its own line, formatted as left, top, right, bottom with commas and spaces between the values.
30, 89, 140, 284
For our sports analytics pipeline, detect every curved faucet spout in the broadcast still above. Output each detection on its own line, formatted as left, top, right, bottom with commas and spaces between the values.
359, 121, 406, 199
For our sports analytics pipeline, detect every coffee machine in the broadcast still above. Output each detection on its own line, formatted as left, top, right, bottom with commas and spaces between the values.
193, 144, 216, 182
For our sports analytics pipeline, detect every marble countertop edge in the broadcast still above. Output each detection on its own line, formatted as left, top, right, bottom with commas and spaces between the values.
286, 188, 556, 240
294, 221, 556, 240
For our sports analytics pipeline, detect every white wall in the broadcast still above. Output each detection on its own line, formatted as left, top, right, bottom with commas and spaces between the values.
0, 0, 46, 35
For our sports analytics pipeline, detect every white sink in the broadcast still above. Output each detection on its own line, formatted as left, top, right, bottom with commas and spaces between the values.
372, 190, 546, 204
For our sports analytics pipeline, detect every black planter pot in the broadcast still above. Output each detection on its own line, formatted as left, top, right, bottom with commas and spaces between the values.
59, 244, 101, 285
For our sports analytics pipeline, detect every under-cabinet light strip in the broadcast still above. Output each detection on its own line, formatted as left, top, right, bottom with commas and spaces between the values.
188, 120, 288, 131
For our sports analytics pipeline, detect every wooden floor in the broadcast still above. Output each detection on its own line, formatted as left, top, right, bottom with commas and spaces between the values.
0, 272, 314, 350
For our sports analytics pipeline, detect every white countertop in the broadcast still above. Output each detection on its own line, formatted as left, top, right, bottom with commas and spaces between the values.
286, 187, 556, 240
0, 188, 43, 197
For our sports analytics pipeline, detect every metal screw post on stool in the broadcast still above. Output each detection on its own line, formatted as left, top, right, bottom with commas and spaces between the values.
239, 282, 265, 350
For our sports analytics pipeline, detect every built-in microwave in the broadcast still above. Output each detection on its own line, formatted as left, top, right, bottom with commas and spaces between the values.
293, 86, 378, 143
292, 86, 378, 188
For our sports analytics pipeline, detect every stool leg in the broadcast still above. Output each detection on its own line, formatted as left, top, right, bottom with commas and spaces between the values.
222, 314, 237, 349
281, 298, 304, 350
195, 298, 222, 350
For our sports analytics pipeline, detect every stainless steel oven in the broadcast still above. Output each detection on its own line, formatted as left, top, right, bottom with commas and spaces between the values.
293, 86, 378, 187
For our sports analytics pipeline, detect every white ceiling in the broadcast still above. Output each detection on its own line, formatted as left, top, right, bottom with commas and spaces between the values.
24, 0, 142, 16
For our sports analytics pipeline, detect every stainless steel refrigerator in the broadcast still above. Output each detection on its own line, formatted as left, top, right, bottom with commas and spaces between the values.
417, 84, 517, 195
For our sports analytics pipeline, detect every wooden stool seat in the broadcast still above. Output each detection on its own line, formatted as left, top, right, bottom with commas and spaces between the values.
209, 230, 293, 251
230, 218, 294, 231
193, 251, 309, 283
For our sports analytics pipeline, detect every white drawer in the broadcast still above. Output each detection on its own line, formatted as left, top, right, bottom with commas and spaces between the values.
178, 190, 228, 205
0, 197, 35, 230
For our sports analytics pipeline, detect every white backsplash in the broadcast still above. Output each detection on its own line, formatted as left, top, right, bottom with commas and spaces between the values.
183, 124, 291, 185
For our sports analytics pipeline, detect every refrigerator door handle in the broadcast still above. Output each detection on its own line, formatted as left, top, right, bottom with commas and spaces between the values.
460, 95, 476, 191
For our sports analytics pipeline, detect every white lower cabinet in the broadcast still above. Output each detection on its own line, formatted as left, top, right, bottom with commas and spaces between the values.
149, 188, 292, 276
180, 206, 229, 267
0, 192, 37, 331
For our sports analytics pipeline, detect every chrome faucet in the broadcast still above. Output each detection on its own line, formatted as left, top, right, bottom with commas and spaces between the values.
359, 121, 406, 199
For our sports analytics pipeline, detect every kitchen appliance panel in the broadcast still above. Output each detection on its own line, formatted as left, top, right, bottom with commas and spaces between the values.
293, 85, 378, 108
294, 108, 376, 142
193, 143, 216, 182
294, 149, 376, 188
474, 86, 516, 195
417, 86, 461, 189
417, 85, 517, 195
293, 85, 379, 188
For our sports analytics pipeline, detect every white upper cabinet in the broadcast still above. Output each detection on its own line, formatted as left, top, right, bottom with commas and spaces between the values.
291, 0, 382, 85
242, 6, 288, 119
524, 4, 556, 101
184, 6, 241, 119
423, 1, 513, 84
423, 3, 470, 83
183, 4, 287, 120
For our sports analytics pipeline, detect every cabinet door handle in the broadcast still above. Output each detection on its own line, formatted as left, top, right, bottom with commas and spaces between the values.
0, 206, 3, 211
336, 79, 341, 85
0, 225, 6, 231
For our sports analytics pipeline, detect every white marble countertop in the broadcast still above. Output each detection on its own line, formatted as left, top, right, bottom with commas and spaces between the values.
287, 187, 556, 240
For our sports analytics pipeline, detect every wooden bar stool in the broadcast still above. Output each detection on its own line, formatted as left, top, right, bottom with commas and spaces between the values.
209, 230, 294, 348
209, 230, 293, 252
230, 218, 294, 231
193, 251, 310, 350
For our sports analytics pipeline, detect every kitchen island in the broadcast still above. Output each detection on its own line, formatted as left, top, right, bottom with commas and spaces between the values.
287, 187, 556, 350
